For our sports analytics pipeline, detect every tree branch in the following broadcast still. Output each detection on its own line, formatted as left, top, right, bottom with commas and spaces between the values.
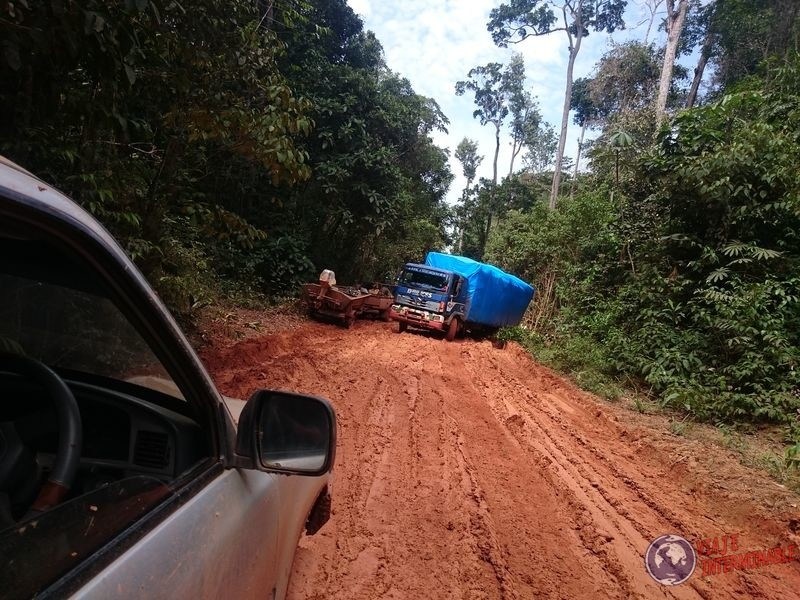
503, 24, 569, 44
562, 3, 573, 46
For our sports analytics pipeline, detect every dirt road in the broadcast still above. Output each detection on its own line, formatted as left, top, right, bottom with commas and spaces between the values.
202, 319, 800, 599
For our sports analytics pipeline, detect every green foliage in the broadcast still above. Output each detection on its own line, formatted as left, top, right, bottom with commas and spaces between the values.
614, 59, 800, 422
521, 123, 557, 174
454, 58, 521, 257
271, 0, 453, 283
368, 218, 445, 282
706, 0, 799, 93
504, 53, 552, 176
1, 0, 452, 306
587, 42, 663, 117
455, 62, 511, 132
487, 0, 628, 47
455, 53, 554, 257
495, 57, 800, 442
486, 189, 620, 291
498, 325, 622, 400
455, 138, 483, 186
1, 0, 313, 303
488, 0, 629, 209
256, 236, 317, 294
571, 77, 600, 127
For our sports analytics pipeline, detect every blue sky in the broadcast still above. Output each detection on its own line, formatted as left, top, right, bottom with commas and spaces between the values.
346, 0, 680, 204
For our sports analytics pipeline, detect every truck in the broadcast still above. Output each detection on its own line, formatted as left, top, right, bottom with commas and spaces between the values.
389, 252, 535, 341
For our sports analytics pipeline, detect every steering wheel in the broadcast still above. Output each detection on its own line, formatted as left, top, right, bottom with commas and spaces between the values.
0, 355, 82, 516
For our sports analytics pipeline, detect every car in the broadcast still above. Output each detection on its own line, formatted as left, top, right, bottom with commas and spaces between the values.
0, 156, 336, 599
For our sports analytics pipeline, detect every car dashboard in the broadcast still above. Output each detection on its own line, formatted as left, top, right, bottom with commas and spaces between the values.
1, 371, 207, 498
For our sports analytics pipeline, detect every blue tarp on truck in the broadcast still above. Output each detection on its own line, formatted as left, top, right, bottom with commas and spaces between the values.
424, 252, 535, 328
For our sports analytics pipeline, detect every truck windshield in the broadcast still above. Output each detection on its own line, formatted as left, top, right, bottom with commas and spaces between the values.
399, 269, 448, 290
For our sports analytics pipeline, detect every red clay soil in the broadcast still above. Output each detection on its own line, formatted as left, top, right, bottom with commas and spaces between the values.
200, 319, 800, 600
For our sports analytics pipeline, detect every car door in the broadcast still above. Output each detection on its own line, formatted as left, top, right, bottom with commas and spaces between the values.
0, 161, 334, 599
0, 167, 281, 598
75, 468, 281, 599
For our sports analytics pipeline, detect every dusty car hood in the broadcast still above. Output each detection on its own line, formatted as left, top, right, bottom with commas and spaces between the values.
126, 375, 244, 425
221, 396, 246, 426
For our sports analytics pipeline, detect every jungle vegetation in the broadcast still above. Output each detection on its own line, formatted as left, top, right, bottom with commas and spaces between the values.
2, 0, 798, 453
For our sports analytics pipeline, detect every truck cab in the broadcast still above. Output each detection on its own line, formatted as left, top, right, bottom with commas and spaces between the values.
389, 264, 466, 341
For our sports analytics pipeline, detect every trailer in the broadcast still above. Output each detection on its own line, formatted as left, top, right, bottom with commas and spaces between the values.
300, 281, 394, 327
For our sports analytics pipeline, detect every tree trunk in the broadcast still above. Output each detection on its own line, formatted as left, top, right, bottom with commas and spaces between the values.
570, 124, 586, 199
686, 33, 712, 108
509, 123, 525, 177
655, 0, 690, 122
457, 174, 473, 255
492, 124, 500, 186
480, 125, 501, 256
508, 139, 518, 177
549, 33, 581, 210
643, 0, 665, 43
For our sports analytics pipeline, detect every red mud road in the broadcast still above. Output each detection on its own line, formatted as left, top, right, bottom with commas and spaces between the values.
202, 320, 800, 599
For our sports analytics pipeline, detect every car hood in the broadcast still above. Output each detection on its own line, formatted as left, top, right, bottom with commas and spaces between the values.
221, 396, 246, 426
126, 375, 244, 426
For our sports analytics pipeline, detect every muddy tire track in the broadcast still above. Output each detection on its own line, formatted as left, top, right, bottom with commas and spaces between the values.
201, 321, 800, 599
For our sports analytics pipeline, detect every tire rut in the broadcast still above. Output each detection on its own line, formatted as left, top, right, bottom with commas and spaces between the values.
199, 322, 800, 600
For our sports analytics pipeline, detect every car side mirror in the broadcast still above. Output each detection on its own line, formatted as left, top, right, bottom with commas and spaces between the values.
235, 390, 336, 476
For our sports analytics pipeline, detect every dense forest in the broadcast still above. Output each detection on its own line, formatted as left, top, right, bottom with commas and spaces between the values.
473, 0, 800, 461
1, 1, 798, 456
0, 0, 452, 307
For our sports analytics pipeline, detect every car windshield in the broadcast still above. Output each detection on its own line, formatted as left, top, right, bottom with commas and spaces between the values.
399, 269, 448, 290
0, 238, 183, 400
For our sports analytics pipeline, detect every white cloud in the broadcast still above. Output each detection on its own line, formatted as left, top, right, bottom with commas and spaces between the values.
348, 0, 371, 18
347, 0, 673, 205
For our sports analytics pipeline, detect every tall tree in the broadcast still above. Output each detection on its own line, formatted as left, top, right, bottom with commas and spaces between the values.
504, 54, 539, 176
521, 123, 557, 174
455, 63, 508, 191
455, 138, 483, 192
508, 92, 547, 177
682, 0, 800, 104
454, 138, 484, 252
638, 0, 665, 43
569, 77, 599, 192
683, 0, 716, 108
590, 42, 662, 115
455, 60, 521, 247
488, 0, 627, 210
655, 0, 690, 121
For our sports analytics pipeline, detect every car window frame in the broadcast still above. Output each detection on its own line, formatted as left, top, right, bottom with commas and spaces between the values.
0, 182, 236, 596
0, 184, 233, 455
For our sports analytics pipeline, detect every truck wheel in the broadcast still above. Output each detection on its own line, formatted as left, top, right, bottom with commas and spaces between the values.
445, 318, 459, 342
380, 308, 391, 322
397, 321, 407, 333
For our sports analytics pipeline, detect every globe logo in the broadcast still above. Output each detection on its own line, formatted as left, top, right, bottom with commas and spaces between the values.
645, 534, 697, 585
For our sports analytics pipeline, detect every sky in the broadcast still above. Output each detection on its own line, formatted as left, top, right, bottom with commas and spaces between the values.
345, 0, 673, 205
